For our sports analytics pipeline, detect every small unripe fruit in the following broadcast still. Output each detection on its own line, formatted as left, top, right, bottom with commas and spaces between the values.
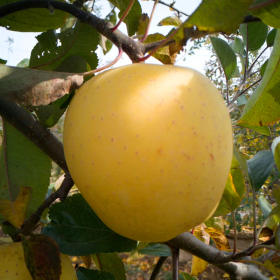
0, 239, 77, 279
64, 64, 232, 242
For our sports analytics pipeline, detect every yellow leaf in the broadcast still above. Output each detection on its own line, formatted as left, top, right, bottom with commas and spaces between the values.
80, 255, 92, 268
205, 227, 230, 251
0, 187, 31, 228
191, 227, 209, 276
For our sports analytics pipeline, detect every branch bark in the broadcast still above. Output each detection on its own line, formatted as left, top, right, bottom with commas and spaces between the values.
168, 233, 271, 280
0, 0, 164, 62
0, 98, 68, 172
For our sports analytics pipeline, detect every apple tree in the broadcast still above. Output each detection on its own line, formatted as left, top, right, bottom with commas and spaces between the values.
0, 0, 280, 279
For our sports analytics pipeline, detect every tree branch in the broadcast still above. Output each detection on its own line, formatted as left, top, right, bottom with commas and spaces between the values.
0, 0, 144, 62
168, 233, 271, 280
0, 98, 68, 172
20, 173, 74, 236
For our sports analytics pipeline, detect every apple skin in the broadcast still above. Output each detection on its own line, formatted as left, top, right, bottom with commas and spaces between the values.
0, 239, 77, 279
63, 64, 233, 242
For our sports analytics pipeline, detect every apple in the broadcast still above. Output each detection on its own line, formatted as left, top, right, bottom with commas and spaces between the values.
63, 64, 232, 242
0, 239, 77, 279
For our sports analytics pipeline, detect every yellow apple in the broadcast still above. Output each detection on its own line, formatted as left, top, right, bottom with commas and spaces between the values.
63, 64, 232, 242
0, 238, 77, 280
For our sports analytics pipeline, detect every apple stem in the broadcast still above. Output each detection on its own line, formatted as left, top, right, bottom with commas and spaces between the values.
140, 0, 159, 43
83, 48, 123, 77
111, 0, 135, 32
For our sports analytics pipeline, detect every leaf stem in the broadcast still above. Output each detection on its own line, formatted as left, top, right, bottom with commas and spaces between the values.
111, 0, 135, 32
140, 0, 159, 43
249, 0, 280, 11
83, 48, 123, 77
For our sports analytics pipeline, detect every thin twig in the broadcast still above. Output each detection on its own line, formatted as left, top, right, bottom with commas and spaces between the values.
150, 256, 168, 280
156, 0, 189, 17
20, 173, 74, 235
248, 45, 271, 75
228, 78, 261, 106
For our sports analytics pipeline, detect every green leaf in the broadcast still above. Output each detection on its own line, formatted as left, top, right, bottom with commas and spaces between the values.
138, 243, 171, 257
42, 194, 137, 256
180, 272, 198, 280
183, 0, 253, 34
30, 21, 99, 71
92, 253, 126, 280
211, 37, 237, 80
264, 259, 280, 279
237, 95, 247, 106
272, 136, 280, 171
204, 217, 224, 231
213, 168, 245, 216
108, 0, 142, 36
144, 33, 175, 64
0, 0, 67, 32
0, 59, 7, 65
250, 0, 280, 29
32, 93, 74, 128
233, 145, 249, 179
158, 16, 182, 27
16, 59, 29, 68
0, 121, 51, 224
267, 28, 277, 46
237, 123, 271, 136
247, 150, 275, 191
258, 196, 272, 219
273, 188, 280, 205
229, 37, 245, 56
77, 268, 115, 280
267, 205, 280, 220
239, 29, 280, 127
239, 21, 268, 51
260, 59, 268, 77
